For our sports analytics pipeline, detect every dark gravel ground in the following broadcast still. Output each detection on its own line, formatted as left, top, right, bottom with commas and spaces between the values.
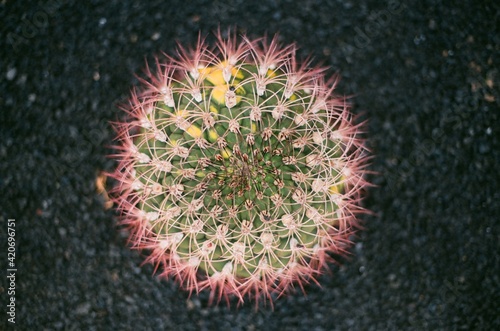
1, 1, 499, 330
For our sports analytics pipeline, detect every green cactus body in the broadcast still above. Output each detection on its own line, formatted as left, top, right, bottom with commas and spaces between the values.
110, 30, 369, 306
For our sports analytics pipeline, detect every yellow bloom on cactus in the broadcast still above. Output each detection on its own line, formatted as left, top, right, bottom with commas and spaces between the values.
185, 124, 202, 138
199, 61, 244, 106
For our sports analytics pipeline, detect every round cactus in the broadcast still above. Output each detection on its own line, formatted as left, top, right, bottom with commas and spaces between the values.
109, 30, 370, 306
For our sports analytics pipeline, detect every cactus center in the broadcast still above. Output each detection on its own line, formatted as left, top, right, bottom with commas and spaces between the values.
226, 158, 256, 192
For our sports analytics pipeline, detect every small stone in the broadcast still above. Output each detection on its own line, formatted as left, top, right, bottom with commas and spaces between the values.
6, 68, 17, 81
151, 32, 161, 41
74, 302, 91, 316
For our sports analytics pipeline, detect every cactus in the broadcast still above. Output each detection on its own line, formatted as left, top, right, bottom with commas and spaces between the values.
109, 30, 370, 306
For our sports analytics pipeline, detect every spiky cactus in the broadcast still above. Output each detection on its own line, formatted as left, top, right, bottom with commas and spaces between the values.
109, 30, 370, 306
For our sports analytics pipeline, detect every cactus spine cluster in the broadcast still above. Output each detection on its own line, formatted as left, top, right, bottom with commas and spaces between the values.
110, 30, 369, 306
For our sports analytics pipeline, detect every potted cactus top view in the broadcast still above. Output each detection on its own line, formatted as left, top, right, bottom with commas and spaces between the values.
109, 29, 370, 307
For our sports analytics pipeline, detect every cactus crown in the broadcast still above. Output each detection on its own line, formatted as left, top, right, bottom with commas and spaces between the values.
110, 30, 369, 306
